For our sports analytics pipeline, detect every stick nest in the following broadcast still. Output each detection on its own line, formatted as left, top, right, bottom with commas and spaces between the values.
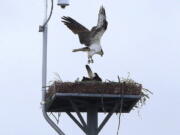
46, 77, 152, 109
47, 81, 142, 98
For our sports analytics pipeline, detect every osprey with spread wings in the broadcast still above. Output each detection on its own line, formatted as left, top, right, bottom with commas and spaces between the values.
61, 6, 108, 63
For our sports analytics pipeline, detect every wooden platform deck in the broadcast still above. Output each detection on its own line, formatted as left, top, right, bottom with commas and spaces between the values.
45, 93, 141, 113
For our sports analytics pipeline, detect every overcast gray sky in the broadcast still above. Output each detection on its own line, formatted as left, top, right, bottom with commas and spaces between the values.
0, 0, 180, 135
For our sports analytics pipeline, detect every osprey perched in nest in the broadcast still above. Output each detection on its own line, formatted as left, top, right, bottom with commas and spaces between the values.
82, 65, 102, 82
61, 6, 108, 63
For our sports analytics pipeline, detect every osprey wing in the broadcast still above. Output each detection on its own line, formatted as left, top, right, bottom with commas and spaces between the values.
62, 16, 91, 45
97, 6, 106, 28
62, 16, 89, 34
90, 6, 108, 40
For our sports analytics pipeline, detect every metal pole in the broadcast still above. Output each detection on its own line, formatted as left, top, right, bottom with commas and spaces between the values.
41, 0, 65, 135
87, 105, 98, 135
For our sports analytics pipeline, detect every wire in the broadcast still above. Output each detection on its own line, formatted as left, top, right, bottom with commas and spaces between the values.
117, 95, 123, 135
116, 76, 124, 135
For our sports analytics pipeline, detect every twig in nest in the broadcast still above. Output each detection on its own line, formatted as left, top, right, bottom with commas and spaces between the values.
53, 72, 63, 82
143, 88, 153, 95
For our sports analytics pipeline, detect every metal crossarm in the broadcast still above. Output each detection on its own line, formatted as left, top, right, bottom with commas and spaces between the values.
70, 100, 87, 128
66, 112, 87, 133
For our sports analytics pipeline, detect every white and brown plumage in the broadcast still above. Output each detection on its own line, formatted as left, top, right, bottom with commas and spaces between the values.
61, 6, 108, 63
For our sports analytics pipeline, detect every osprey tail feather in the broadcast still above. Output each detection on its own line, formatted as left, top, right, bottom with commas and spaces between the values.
72, 47, 90, 52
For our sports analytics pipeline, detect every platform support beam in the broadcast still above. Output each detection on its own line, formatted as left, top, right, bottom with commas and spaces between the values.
98, 103, 119, 133
87, 105, 98, 135
70, 100, 87, 128
66, 112, 87, 134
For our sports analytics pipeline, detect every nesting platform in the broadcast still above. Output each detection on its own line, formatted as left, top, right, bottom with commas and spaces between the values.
45, 82, 142, 113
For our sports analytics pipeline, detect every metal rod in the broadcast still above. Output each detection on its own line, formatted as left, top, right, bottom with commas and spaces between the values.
70, 100, 87, 128
55, 93, 141, 99
41, 0, 65, 135
87, 105, 98, 135
66, 112, 87, 133
98, 103, 119, 133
